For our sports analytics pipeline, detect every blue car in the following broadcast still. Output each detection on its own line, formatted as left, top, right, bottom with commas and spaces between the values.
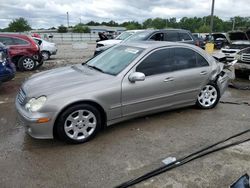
0, 43, 15, 85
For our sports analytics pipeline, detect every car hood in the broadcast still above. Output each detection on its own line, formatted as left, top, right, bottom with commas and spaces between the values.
22, 64, 113, 97
98, 39, 122, 46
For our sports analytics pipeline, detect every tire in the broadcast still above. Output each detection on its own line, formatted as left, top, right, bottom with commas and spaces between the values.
196, 83, 220, 109
55, 104, 102, 144
18, 56, 37, 71
41, 51, 50, 60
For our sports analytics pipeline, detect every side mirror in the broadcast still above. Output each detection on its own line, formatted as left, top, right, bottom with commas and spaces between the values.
129, 72, 145, 82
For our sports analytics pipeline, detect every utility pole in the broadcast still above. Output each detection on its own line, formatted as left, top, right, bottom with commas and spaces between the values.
232, 17, 235, 31
209, 0, 215, 40
67, 12, 69, 28
80, 18, 81, 24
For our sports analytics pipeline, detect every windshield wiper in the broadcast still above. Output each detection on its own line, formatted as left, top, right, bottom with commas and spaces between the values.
86, 64, 104, 73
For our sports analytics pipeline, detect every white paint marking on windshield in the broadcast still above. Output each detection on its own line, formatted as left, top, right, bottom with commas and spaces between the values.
125, 48, 139, 54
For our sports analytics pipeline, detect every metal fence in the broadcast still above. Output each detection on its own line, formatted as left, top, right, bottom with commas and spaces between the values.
0, 32, 99, 43
40, 33, 99, 43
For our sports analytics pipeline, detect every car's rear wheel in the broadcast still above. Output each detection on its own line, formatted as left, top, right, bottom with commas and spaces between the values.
196, 83, 220, 109
41, 51, 50, 60
56, 104, 101, 144
18, 56, 36, 71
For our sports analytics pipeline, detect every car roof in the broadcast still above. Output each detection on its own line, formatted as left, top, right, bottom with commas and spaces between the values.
144, 28, 191, 33
119, 41, 194, 50
0, 33, 30, 39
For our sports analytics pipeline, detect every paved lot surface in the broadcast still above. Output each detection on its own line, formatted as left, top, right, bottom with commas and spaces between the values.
0, 43, 250, 188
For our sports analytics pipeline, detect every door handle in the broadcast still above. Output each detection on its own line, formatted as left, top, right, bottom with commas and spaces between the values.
200, 71, 207, 75
164, 77, 174, 82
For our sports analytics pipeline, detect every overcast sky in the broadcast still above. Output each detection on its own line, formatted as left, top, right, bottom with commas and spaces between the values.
0, 0, 249, 29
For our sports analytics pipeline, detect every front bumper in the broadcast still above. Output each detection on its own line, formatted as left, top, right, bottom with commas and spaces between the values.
15, 97, 55, 139
50, 49, 57, 55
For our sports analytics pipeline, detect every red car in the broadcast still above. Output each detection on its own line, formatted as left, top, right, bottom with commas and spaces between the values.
0, 34, 43, 71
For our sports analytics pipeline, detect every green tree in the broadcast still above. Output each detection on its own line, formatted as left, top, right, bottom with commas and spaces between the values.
151, 18, 166, 29
121, 21, 142, 30
195, 25, 210, 33
7, 17, 31, 32
143, 18, 153, 29
57, 25, 68, 33
72, 23, 90, 33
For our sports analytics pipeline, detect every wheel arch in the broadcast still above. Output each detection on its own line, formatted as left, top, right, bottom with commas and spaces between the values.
11, 55, 24, 65
53, 100, 107, 138
41, 50, 51, 55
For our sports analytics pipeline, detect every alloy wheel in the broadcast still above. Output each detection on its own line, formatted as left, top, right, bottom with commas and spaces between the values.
23, 58, 35, 70
198, 85, 218, 107
64, 110, 97, 140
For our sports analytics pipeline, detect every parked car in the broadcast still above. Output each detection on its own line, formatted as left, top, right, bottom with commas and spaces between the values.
235, 47, 250, 76
220, 31, 250, 62
32, 37, 57, 60
16, 42, 233, 143
94, 29, 199, 56
0, 34, 43, 71
96, 30, 142, 48
0, 43, 15, 85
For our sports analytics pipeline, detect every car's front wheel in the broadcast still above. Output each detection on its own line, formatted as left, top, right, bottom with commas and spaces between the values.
196, 83, 220, 109
56, 104, 101, 144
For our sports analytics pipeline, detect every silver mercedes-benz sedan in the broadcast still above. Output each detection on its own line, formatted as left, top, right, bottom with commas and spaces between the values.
16, 42, 233, 143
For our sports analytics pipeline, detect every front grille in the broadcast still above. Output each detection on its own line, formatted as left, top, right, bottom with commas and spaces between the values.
241, 53, 250, 64
17, 88, 26, 105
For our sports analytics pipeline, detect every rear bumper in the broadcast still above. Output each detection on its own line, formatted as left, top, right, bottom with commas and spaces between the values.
217, 67, 234, 96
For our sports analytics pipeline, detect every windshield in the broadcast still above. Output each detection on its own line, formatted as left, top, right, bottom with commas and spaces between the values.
115, 32, 133, 40
125, 30, 152, 42
86, 45, 144, 75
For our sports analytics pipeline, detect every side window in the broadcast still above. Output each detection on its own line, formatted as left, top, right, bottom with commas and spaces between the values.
165, 32, 179, 41
179, 33, 192, 41
149, 33, 164, 41
136, 48, 174, 76
0, 37, 14, 45
173, 48, 197, 71
196, 53, 209, 67
12, 38, 29, 45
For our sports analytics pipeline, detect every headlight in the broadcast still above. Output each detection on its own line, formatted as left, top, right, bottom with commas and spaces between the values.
25, 96, 47, 112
